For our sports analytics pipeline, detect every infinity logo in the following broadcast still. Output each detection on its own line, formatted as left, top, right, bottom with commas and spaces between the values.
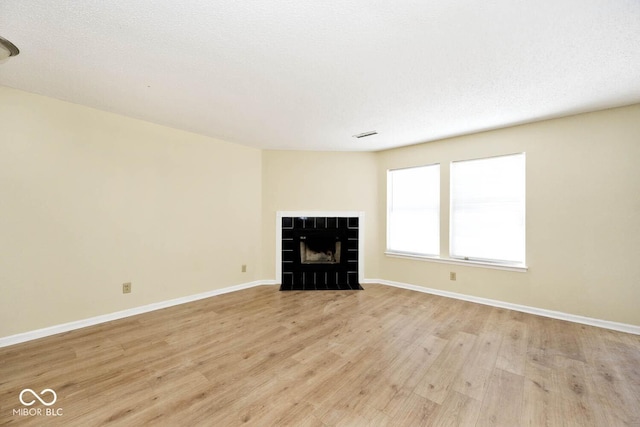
19, 389, 57, 407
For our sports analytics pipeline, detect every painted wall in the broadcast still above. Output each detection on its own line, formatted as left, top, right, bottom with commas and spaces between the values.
0, 87, 263, 337
2, 84, 638, 338
261, 150, 379, 280
375, 104, 640, 326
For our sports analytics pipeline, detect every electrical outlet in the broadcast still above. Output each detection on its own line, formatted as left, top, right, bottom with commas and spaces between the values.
241, 264, 247, 273
122, 282, 132, 294
450, 272, 457, 281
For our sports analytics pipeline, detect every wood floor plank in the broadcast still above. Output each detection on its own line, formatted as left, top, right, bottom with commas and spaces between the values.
1, 283, 639, 426
551, 356, 597, 426
384, 387, 441, 426
580, 330, 640, 426
430, 390, 482, 427
366, 337, 447, 411
522, 356, 566, 427
412, 331, 477, 404
451, 329, 502, 401
495, 318, 529, 376
476, 368, 525, 427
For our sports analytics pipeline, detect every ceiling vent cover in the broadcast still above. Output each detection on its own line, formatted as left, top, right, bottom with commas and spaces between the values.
353, 131, 378, 139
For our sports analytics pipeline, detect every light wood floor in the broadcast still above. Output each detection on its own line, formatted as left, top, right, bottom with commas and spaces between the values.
1, 284, 639, 426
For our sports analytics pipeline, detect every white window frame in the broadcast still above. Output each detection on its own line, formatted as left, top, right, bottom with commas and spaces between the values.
449, 153, 526, 266
386, 164, 440, 257
384, 153, 528, 273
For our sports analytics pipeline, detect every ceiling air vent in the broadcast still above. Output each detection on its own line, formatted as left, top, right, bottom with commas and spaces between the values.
353, 130, 378, 139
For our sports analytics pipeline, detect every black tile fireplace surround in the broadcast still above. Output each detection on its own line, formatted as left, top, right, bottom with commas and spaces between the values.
280, 216, 362, 291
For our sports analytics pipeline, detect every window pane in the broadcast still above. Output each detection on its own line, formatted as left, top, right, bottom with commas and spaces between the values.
387, 165, 440, 255
450, 153, 525, 264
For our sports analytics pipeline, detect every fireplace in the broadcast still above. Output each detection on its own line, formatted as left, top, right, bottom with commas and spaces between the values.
278, 213, 363, 291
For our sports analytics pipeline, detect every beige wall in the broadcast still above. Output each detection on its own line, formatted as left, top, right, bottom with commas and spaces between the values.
375, 104, 640, 326
261, 150, 379, 280
0, 87, 263, 337
2, 84, 639, 338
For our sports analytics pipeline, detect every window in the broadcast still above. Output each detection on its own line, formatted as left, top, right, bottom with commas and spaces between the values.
387, 164, 440, 256
450, 153, 526, 264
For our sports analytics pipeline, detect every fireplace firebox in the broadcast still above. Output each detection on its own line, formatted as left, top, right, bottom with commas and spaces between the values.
280, 216, 361, 291
300, 234, 341, 264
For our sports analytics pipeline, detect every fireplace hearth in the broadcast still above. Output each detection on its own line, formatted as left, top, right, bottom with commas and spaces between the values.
279, 215, 362, 291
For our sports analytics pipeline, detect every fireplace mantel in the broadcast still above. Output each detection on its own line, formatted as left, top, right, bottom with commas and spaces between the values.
275, 211, 364, 287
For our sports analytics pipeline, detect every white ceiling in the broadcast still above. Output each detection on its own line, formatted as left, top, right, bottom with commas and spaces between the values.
1, 1, 639, 152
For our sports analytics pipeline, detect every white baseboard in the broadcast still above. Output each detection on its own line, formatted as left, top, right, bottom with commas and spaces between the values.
361, 278, 640, 335
5, 278, 637, 348
0, 280, 277, 348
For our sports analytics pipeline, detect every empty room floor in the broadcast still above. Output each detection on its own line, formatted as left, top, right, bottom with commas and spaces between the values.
1, 284, 639, 426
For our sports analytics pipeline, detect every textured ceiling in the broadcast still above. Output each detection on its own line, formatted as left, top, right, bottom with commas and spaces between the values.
1, 1, 639, 151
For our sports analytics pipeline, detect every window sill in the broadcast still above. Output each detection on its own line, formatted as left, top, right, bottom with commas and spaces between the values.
384, 251, 528, 272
